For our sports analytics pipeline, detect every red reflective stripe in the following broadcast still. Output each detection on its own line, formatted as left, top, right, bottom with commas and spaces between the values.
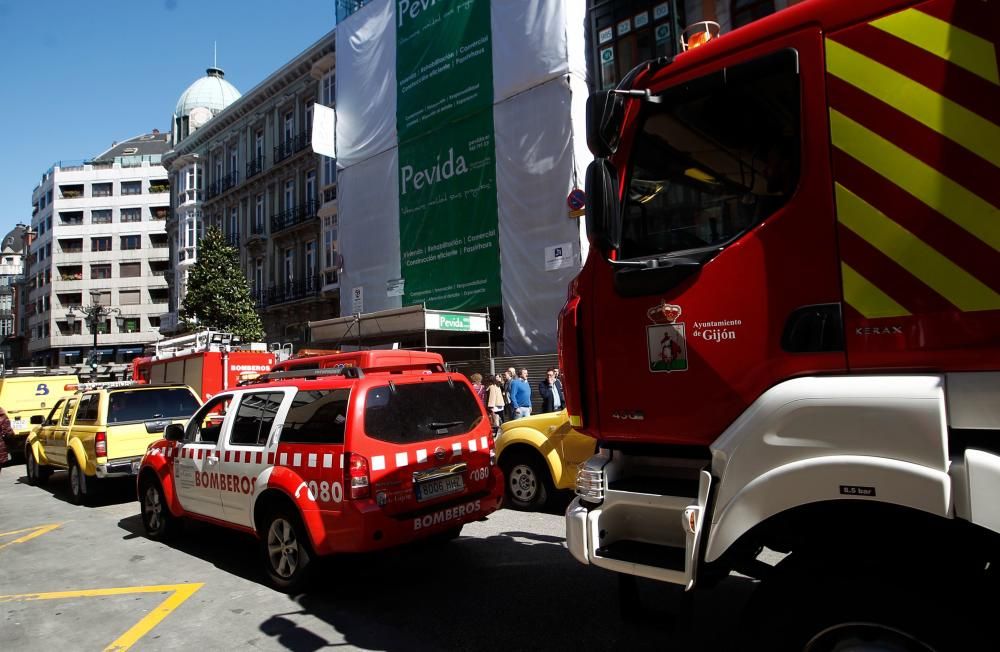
244, 451, 251, 463
255, 452, 263, 464
267, 453, 275, 464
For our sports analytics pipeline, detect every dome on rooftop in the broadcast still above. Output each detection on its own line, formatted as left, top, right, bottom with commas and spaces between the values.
172, 67, 241, 145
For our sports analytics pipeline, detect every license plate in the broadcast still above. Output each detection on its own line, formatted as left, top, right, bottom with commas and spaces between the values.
12, 419, 26, 431
415, 474, 464, 502
131, 460, 141, 475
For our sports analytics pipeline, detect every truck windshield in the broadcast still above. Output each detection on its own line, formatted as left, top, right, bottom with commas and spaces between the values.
364, 381, 483, 444
108, 388, 201, 424
621, 49, 800, 260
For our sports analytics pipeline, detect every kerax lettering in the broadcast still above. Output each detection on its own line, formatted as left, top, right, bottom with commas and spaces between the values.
401, 148, 469, 195
413, 499, 481, 530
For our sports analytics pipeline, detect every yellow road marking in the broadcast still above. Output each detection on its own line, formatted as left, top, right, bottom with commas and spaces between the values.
0, 583, 204, 652
836, 184, 1000, 312
870, 8, 1000, 84
829, 110, 1000, 252
0, 523, 62, 550
826, 39, 1000, 167
840, 263, 910, 319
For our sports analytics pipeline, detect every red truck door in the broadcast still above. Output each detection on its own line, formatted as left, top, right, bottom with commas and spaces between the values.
590, 31, 846, 446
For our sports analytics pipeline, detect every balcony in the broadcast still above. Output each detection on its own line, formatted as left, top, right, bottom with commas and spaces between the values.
246, 156, 265, 179
271, 200, 319, 234
266, 275, 321, 306
323, 186, 338, 203
273, 132, 310, 164
225, 232, 241, 248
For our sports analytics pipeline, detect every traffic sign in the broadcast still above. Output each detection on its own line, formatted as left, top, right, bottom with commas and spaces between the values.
567, 188, 587, 211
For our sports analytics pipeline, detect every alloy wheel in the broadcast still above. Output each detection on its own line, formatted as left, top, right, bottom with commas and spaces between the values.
267, 518, 299, 579
144, 486, 163, 532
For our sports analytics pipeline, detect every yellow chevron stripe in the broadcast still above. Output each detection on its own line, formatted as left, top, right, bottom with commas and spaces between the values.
836, 183, 1000, 312
825, 39, 1000, 168
870, 8, 999, 85
840, 263, 911, 319
829, 110, 1000, 251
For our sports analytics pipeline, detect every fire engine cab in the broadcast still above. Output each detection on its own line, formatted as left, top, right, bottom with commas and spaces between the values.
131, 330, 278, 401
137, 350, 503, 591
562, 0, 998, 647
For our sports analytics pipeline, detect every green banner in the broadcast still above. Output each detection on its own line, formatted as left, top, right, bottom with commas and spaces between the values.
399, 110, 500, 309
396, 0, 493, 142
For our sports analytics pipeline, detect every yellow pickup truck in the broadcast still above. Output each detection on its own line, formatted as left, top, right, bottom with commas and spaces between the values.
496, 409, 596, 510
25, 383, 202, 504
0, 373, 79, 460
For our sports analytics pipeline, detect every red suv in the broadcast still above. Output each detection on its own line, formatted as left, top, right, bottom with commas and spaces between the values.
137, 351, 504, 591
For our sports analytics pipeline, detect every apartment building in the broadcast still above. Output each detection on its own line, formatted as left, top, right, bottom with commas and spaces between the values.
26, 132, 172, 367
0, 224, 27, 363
162, 30, 338, 345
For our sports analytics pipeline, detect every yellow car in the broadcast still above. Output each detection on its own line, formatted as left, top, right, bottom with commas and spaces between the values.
0, 373, 79, 460
496, 409, 595, 510
25, 383, 202, 504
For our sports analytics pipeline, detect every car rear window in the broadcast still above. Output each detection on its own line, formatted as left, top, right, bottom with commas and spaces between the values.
108, 388, 201, 424
363, 380, 483, 444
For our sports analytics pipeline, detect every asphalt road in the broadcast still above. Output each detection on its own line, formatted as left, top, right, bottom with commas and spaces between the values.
0, 461, 764, 651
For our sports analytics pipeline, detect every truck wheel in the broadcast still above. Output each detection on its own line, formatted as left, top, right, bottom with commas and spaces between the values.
740, 553, 958, 651
140, 475, 180, 540
25, 447, 51, 486
501, 450, 551, 511
261, 508, 313, 593
68, 457, 95, 506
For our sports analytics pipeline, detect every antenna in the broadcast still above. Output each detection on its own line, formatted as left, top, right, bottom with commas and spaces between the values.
214, 41, 217, 68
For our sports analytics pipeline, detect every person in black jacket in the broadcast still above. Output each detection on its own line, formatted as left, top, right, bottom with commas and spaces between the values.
537, 368, 565, 414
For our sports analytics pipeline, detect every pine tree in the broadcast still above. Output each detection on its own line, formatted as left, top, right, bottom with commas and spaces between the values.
180, 226, 265, 341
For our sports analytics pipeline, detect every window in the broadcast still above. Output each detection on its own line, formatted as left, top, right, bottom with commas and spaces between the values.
109, 388, 201, 425
255, 130, 264, 160
323, 156, 336, 189
284, 247, 295, 282
91, 264, 111, 279
61, 398, 78, 426
120, 262, 141, 278
364, 381, 483, 444
74, 394, 99, 424
91, 237, 111, 252
92, 290, 111, 306
60, 211, 83, 225
255, 194, 264, 231
186, 395, 230, 443
121, 207, 141, 222
281, 389, 350, 444
230, 392, 284, 446
305, 241, 316, 277
619, 50, 800, 261
121, 235, 141, 250
229, 207, 238, 237
284, 111, 294, 142
121, 181, 142, 195
92, 209, 112, 224
305, 103, 313, 136
119, 289, 140, 305
92, 183, 112, 197
322, 73, 334, 106
120, 317, 139, 333
306, 170, 316, 202
229, 147, 238, 175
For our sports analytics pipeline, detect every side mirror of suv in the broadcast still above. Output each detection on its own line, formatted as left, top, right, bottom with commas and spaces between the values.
30, 415, 44, 425
164, 423, 184, 442
585, 158, 622, 256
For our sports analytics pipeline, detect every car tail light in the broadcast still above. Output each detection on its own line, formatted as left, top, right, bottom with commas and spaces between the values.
345, 453, 370, 500
95, 432, 107, 457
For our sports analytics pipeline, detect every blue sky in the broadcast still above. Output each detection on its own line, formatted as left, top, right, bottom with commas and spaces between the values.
0, 0, 335, 239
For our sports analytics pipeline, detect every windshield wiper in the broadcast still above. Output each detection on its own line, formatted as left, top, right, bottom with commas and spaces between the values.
427, 420, 463, 429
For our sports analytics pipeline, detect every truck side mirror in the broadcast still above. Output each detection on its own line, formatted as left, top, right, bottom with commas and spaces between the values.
164, 423, 185, 442
30, 415, 44, 425
586, 91, 624, 157
585, 159, 622, 255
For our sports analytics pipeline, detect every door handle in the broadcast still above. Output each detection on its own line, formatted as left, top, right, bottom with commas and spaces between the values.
207, 455, 219, 465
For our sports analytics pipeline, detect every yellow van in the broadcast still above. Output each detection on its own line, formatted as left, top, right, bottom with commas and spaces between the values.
0, 373, 79, 460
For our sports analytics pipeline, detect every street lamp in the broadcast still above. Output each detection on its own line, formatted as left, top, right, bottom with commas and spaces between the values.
66, 289, 124, 382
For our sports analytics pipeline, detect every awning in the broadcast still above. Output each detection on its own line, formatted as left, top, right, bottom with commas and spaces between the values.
308, 305, 490, 350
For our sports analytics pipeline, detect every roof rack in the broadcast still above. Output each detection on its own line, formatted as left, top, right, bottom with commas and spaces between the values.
248, 367, 366, 384
73, 380, 139, 391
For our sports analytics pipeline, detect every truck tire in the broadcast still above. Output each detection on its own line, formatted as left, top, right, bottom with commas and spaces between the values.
25, 446, 52, 486
739, 552, 965, 651
501, 450, 552, 511
139, 475, 181, 540
68, 456, 95, 506
260, 507, 313, 593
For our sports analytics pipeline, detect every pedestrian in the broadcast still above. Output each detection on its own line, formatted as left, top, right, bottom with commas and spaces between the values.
503, 367, 516, 421
0, 406, 12, 473
486, 375, 505, 436
510, 368, 532, 419
470, 373, 487, 407
538, 368, 565, 414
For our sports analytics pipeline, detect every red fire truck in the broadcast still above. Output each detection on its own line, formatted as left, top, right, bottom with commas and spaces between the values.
132, 330, 277, 401
561, 0, 997, 647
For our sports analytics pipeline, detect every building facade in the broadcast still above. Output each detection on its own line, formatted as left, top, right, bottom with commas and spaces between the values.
163, 32, 338, 346
26, 132, 172, 368
0, 225, 27, 364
